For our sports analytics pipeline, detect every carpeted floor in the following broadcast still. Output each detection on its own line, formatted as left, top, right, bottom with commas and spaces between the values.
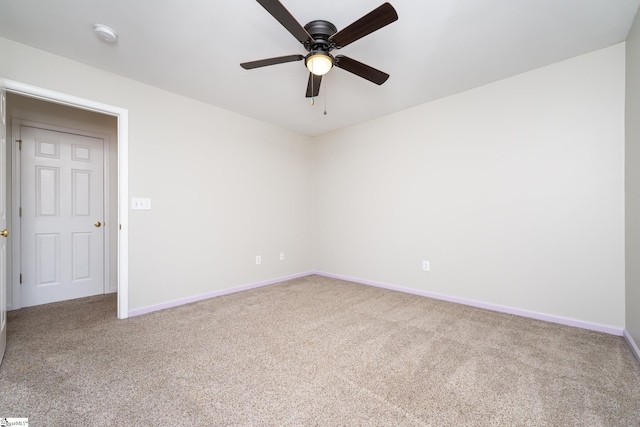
1, 275, 639, 426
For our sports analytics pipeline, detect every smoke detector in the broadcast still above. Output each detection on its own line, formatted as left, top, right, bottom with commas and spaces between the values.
93, 24, 117, 43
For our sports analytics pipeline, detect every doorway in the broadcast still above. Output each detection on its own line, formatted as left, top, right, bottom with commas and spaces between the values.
1, 78, 129, 319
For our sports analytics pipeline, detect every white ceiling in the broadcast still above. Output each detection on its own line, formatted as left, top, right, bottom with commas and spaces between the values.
0, 0, 638, 136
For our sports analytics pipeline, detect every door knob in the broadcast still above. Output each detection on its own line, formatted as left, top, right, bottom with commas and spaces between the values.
94, 221, 102, 228
0, 229, 8, 237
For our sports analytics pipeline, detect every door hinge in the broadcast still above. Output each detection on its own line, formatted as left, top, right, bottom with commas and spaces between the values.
17, 139, 22, 150
19, 207, 22, 217
20, 273, 22, 284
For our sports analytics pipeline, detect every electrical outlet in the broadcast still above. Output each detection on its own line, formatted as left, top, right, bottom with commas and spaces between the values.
256, 255, 261, 265
422, 260, 430, 271
280, 252, 285, 261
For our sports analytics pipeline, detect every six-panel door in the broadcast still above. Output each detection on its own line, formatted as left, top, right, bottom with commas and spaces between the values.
21, 125, 104, 307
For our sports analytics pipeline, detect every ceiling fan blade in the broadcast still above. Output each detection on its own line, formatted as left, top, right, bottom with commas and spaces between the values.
334, 55, 389, 85
305, 73, 322, 98
330, 3, 398, 49
241, 54, 304, 70
256, 0, 313, 45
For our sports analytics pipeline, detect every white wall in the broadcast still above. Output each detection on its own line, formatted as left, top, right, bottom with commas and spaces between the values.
626, 12, 640, 348
5, 93, 119, 309
0, 37, 314, 312
0, 35, 628, 330
313, 44, 626, 328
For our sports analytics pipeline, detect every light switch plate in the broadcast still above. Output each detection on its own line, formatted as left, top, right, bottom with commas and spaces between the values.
132, 197, 151, 210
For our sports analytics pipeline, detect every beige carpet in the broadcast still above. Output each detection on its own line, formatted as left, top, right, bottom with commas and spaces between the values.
1, 275, 639, 426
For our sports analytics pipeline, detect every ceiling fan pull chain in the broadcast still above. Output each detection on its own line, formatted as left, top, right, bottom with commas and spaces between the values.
311, 62, 315, 105
324, 78, 328, 115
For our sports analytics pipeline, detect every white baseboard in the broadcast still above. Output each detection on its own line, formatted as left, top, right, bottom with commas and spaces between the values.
312, 271, 624, 336
128, 271, 315, 317
623, 330, 640, 365
128, 269, 625, 338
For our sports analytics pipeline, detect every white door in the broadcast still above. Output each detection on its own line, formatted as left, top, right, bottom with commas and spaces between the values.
20, 125, 104, 307
0, 88, 8, 365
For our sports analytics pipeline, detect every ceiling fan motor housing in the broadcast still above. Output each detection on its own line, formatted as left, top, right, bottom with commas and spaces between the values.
303, 19, 337, 70
304, 20, 337, 51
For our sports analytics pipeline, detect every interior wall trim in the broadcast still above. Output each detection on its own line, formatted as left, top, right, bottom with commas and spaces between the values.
623, 330, 640, 365
128, 271, 316, 317
312, 271, 624, 336
129, 268, 628, 342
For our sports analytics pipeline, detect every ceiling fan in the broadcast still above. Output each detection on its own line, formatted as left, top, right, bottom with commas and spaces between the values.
241, 0, 398, 98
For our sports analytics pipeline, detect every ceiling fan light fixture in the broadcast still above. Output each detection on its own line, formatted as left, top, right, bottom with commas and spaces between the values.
306, 53, 333, 76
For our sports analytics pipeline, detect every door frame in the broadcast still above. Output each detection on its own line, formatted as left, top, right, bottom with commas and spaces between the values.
0, 77, 129, 319
12, 119, 112, 307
